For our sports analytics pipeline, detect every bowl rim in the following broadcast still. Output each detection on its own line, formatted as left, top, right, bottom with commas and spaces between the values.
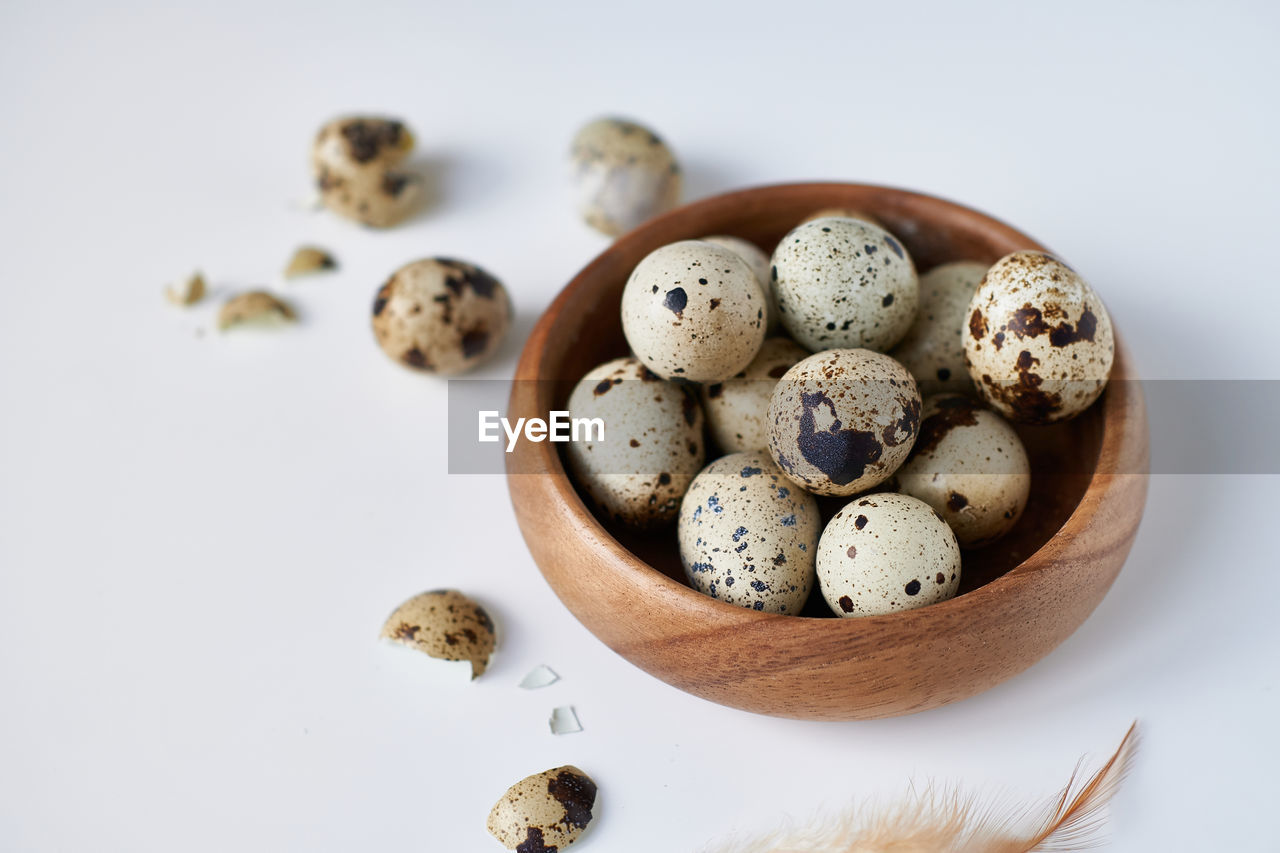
508, 181, 1146, 636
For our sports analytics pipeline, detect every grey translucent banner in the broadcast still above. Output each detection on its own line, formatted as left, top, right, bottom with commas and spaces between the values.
446, 379, 1280, 476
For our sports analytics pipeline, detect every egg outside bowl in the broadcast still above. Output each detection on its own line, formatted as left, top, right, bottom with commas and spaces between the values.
506, 183, 1149, 721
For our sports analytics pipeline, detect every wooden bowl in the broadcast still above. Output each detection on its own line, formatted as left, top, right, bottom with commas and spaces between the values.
506, 183, 1148, 721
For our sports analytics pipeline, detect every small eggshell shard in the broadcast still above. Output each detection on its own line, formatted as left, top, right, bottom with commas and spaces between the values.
311, 116, 420, 228
549, 705, 582, 735
379, 589, 496, 679
165, 271, 206, 306
702, 337, 811, 454
371, 257, 511, 375
218, 290, 295, 330
771, 217, 919, 352
800, 206, 884, 228
817, 492, 962, 617
768, 349, 922, 496
678, 451, 821, 614
571, 117, 681, 236
487, 766, 598, 851
284, 246, 337, 278
564, 357, 705, 528
896, 394, 1031, 547
519, 665, 560, 690
965, 251, 1115, 424
701, 234, 779, 333
891, 261, 988, 395
621, 240, 766, 382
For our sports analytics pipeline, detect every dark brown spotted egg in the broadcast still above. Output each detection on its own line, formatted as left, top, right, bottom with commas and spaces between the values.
891, 261, 988, 395
702, 234, 780, 332
487, 765, 598, 851
767, 349, 922, 497
311, 116, 420, 228
379, 589, 496, 679
565, 357, 705, 528
771, 217, 919, 352
701, 337, 810, 453
570, 117, 681, 236
965, 251, 1114, 424
677, 451, 820, 614
896, 394, 1030, 547
816, 493, 961, 617
621, 240, 766, 382
371, 258, 511, 375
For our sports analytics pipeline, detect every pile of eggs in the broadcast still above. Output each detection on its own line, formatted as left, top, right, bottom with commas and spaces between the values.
565, 211, 1114, 618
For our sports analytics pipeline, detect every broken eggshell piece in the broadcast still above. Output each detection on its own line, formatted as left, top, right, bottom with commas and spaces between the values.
379, 589, 496, 679
487, 766, 598, 851
218, 290, 296, 330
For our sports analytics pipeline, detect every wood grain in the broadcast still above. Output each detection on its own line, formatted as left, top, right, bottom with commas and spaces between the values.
506, 183, 1149, 720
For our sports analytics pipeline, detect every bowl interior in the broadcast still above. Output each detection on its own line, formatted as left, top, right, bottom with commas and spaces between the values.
539, 184, 1105, 614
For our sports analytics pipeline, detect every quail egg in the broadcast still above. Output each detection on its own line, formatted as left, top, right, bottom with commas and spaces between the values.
701, 337, 810, 453
800, 207, 884, 228
891, 261, 988, 395
565, 357, 705, 527
570, 117, 681, 236
896, 394, 1030, 547
379, 589, 496, 679
311, 116, 420, 228
771, 217, 919, 352
677, 451, 821, 614
621, 240, 766, 382
371, 258, 511, 375
965, 251, 1115, 423
701, 234, 779, 332
768, 349, 921, 496
487, 765, 598, 851
816, 492, 962, 617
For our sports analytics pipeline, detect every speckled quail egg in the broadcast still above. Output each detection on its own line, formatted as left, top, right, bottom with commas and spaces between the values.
371, 258, 511, 375
487, 766, 598, 851
701, 234, 779, 332
678, 451, 821, 614
621, 240, 766, 382
891, 261, 989, 395
816, 493, 962, 617
896, 394, 1030, 547
311, 116, 420, 228
379, 589, 496, 679
965, 251, 1114, 424
771, 217, 919, 352
702, 337, 810, 453
570, 117, 681, 236
800, 207, 884, 228
565, 357, 705, 528
768, 349, 921, 496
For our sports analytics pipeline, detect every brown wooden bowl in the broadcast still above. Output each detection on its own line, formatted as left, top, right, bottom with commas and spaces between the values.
506, 183, 1148, 721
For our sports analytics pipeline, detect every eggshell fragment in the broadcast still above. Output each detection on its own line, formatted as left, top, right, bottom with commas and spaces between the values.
702, 337, 811, 454
218, 290, 295, 330
379, 589, 496, 679
896, 394, 1031, 547
891, 261, 988, 395
284, 246, 337, 278
571, 117, 681, 236
165, 271, 206, 306
621, 240, 766, 382
965, 251, 1114, 423
816, 493, 962, 617
487, 766, 598, 851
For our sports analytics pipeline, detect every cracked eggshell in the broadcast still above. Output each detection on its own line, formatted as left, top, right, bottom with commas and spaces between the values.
702, 234, 779, 333
891, 261, 988, 396
965, 251, 1114, 424
897, 394, 1030, 547
565, 357, 705, 528
379, 589, 496, 679
702, 337, 810, 453
571, 117, 681, 236
768, 349, 922, 497
487, 766, 598, 851
621, 240, 766, 382
678, 451, 820, 614
371, 258, 511, 375
311, 116, 420, 228
771, 217, 919, 352
817, 492, 962, 617
218, 290, 295, 330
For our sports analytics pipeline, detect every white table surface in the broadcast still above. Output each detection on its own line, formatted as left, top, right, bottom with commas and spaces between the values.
2, 1, 1277, 850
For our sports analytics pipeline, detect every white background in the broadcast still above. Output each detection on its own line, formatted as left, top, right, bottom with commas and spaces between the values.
1, 1, 1277, 850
